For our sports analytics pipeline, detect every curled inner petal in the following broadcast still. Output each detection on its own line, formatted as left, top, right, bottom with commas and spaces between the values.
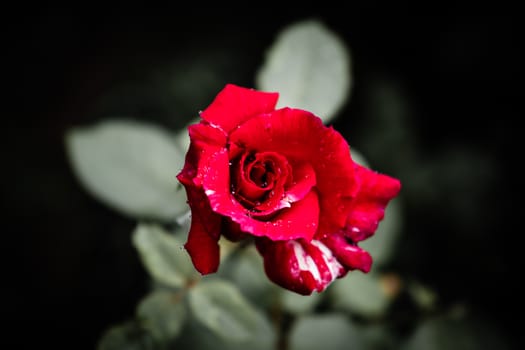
283, 160, 316, 204
231, 151, 290, 212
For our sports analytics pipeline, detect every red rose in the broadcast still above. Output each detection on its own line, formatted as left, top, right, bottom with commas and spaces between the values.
177, 84, 400, 294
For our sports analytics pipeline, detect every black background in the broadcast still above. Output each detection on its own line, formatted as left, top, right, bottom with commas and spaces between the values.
5, 7, 522, 349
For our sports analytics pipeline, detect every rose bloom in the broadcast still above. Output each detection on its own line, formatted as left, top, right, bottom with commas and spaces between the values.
177, 84, 400, 295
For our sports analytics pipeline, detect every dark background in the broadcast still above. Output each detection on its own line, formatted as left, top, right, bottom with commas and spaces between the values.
5, 8, 521, 349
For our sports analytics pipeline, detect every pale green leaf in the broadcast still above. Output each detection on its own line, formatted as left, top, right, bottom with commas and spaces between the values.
329, 271, 391, 318
136, 290, 186, 343
132, 223, 198, 288
289, 314, 365, 350
173, 117, 198, 155
65, 119, 187, 221
256, 19, 352, 123
97, 321, 155, 350
188, 279, 260, 342
280, 289, 323, 315
222, 245, 277, 307
407, 280, 438, 310
350, 148, 370, 167
174, 305, 276, 350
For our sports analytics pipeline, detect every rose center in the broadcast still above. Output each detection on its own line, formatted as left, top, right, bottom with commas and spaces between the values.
249, 161, 273, 188
231, 151, 290, 212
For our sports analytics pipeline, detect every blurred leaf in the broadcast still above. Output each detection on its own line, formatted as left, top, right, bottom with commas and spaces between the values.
407, 280, 438, 311
280, 289, 323, 315
132, 223, 198, 288
136, 290, 186, 343
350, 148, 370, 167
256, 19, 352, 123
97, 321, 155, 350
360, 197, 403, 266
402, 313, 511, 350
65, 119, 187, 221
221, 245, 276, 307
329, 271, 391, 318
359, 323, 398, 350
173, 118, 197, 155
188, 279, 260, 342
289, 314, 365, 350
174, 304, 276, 350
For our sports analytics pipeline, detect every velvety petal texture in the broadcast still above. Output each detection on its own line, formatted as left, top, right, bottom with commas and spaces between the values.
340, 164, 402, 242
229, 108, 358, 235
200, 84, 278, 133
180, 186, 221, 274
177, 84, 401, 295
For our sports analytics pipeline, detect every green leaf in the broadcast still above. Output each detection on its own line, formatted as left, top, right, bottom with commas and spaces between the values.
329, 271, 391, 318
402, 313, 511, 350
188, 279, 260, 342
280, 289, 323, 315
289, 314, 365, 350
256, 19, 352, 124
132, 223, 198, 288
174, 304, 276, 350
360, 323, 398, 350
65, 119, 188, 221
222, 245, 277, 307
97, 321, 156, 350
350, 148, 370, 167
173, 117, 198, 156
136, 290, 186, 343
407, 280, 438, 311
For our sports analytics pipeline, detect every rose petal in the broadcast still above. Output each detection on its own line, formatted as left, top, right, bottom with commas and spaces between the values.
229, 108, 357, 235
256, 238, 344, 295
304, 240, 346, 291
256, 238, 316, 295
343, 163, 401, 242
200, 84, 279, 133
222, 219, 249, 242
177, 122, 227, 187
322, 231, 372, 272
283, 161, 316, 203
182, 187, 222, 275
202, 149, 319, 241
